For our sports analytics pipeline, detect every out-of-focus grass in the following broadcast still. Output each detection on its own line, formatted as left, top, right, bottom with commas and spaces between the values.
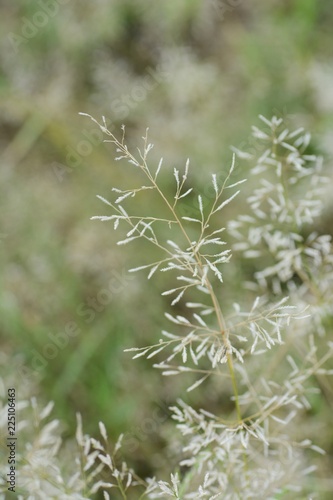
1, 0, 333, 485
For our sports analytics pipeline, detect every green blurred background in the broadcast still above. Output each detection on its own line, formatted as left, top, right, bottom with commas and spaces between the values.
1, 0, 333, 490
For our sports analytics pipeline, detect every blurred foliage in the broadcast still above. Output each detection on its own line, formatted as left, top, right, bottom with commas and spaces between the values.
1, 0, 333, 495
